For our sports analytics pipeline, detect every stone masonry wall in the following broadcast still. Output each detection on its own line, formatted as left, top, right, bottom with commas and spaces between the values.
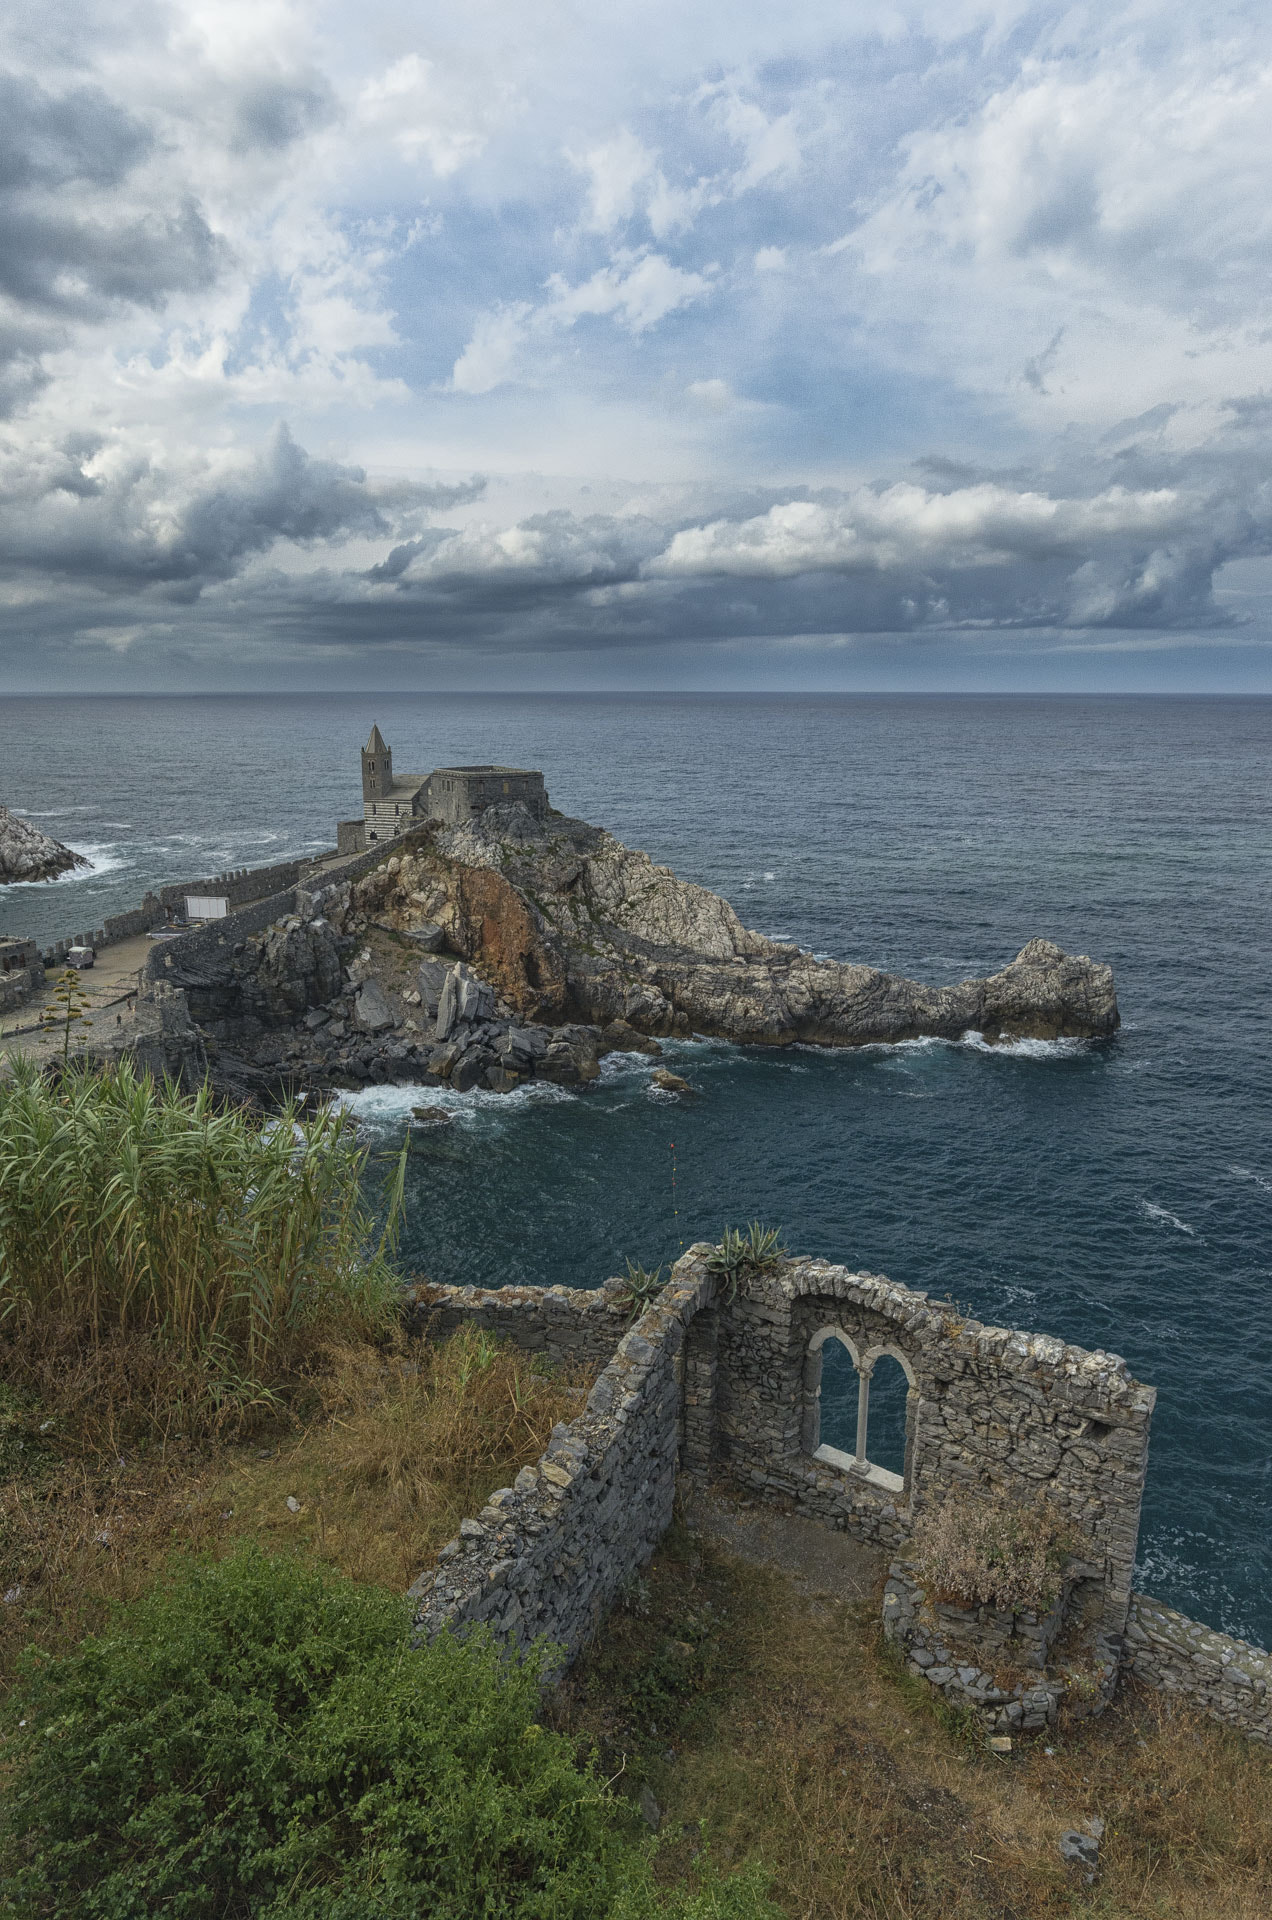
714, 1259, 1155, 1636
409, 1256, 715, 1666
410, 1248, 1271, 1745
141, 888, 301, 988
1124, 1594, 1272, 1745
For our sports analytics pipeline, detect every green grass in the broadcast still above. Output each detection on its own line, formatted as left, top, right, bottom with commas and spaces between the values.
0, 1059, 403, 1430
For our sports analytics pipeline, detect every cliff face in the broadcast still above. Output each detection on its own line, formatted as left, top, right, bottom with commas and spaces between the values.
325, 805, 1119, 1049
0, 807, 88, 884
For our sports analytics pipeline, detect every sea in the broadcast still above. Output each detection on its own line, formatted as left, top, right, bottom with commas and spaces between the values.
2, 692, 1269, 1647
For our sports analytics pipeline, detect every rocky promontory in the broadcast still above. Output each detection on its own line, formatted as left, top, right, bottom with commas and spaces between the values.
157, 803, 1117, 1103
0, 807, 88, 884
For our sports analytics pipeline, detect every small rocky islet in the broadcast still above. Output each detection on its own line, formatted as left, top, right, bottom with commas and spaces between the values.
152, 798, 1119, 1106
0, 806, 88, 885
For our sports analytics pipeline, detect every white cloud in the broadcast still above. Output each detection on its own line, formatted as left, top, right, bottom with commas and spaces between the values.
449, 250, 713, 392
647, 483, 1194, 578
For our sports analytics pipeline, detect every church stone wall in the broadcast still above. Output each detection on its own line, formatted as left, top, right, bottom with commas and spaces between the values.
712, 1260, 1154, 1637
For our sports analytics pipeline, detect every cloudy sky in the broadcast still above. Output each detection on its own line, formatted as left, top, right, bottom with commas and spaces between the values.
3, 0, 1272, 691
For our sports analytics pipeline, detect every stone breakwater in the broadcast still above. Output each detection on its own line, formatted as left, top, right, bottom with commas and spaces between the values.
407, 1248, 1270, 1747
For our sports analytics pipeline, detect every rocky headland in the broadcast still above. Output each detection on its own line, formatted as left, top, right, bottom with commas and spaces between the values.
0, 807, 88, 884
155, 803, 1118, 1104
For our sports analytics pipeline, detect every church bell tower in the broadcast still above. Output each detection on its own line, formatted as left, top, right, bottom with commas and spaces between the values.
362, 725, 391, 804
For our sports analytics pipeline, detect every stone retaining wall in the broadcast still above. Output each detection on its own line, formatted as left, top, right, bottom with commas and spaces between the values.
1124, 1594, 1272, 1745
141, 888, 301, 987
410, 1255, 715, 1665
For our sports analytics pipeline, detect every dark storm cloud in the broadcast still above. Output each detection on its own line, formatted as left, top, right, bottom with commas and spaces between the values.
0, 424, 486, 600
0, 71, 224, 413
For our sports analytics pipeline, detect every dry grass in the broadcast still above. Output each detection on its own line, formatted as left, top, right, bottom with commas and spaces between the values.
201, 1324, 590, 1592
0, 1323, 587, 1685
909, 1486, 1075, 1613
552, 1525, 1272, 1920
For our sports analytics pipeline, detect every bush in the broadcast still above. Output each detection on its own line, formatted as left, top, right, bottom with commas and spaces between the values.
0, 1548, 777, 1920
0, 1060, 401, 1429
908, 1489, 1075, 1614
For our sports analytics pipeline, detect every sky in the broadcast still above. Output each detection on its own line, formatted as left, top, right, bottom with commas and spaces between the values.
3, 0, 1272, 692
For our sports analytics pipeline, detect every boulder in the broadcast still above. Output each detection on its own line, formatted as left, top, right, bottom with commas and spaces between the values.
601, 1019, 662, 1056
0, 806, 88, 884
485, 1064, 524, 1093
354, 980, 397, 1033
451, 1047, 493, 1092
434, 963, 495, 1040
404, 921, 446, 950
417, 956, 452, 1017
651, 1068, 690, 1093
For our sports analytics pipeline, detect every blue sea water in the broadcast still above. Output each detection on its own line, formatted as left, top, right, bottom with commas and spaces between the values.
2, 692, 1270, 1645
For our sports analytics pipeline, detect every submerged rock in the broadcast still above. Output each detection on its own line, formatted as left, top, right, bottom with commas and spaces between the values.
0, 806, 88, 884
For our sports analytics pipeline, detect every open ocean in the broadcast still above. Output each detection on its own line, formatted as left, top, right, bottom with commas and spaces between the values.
2, 691, 1270, 1646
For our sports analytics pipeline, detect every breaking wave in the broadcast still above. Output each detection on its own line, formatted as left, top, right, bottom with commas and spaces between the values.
1139, 1199, 1197, 1237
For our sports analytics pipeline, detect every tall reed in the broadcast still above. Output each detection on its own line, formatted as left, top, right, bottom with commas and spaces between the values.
0, 1059, 403, 1421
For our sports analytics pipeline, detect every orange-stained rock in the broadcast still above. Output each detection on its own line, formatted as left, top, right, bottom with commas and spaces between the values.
451, 863, 570, 1021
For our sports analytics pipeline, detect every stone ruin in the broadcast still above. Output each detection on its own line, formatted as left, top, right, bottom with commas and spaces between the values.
408, 1246, 1271, 1746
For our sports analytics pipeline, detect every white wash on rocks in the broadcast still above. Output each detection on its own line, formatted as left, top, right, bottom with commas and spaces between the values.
408, 1247, 1271, 1747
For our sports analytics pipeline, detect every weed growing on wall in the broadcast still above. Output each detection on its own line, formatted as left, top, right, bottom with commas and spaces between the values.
704, 1225, 785, 1303
909, 1490, 1076, 1614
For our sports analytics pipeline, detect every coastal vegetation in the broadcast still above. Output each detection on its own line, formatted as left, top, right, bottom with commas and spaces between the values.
0, 1064, 1268, 1916
0, 1059, 403, 1435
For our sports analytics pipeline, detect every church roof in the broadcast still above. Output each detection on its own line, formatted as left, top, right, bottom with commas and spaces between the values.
364, 724, 388, 754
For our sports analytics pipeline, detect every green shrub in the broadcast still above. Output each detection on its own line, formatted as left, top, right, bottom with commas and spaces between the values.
0, 1548, 777, 1920
0, 1059, 402, 1425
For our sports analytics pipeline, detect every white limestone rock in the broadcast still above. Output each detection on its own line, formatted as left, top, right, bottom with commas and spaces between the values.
0, 806, 88, 884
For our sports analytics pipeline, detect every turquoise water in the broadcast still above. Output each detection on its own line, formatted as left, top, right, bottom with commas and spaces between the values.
2, 692, 1270, 1644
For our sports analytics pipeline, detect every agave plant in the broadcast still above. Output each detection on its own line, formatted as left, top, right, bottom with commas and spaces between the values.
704, 1221, 786, 1301
613, 1258, 666, 1324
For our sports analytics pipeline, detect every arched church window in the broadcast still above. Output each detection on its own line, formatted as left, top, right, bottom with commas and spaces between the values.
803, 1328, 916, 1498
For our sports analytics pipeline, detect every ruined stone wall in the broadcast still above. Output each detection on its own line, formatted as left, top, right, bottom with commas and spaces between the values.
1124, 1595, 1272, 1745
409, 1249, 1271, 1746
713, 1259, 1155, 1635
409, 1259, 714, 1666
411, 1278, 632, 1374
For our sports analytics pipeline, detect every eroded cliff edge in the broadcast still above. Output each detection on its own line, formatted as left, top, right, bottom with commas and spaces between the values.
166, 802, 1117, 1101
360, 804, 1115, 1045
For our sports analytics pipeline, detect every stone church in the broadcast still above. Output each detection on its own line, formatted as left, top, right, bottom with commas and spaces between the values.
337, 727, 548, 850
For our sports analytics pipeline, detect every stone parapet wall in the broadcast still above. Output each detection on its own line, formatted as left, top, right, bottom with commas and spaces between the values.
409, 1254, 716, 1666
1124, 1594, 1272, 1745
157, 858, 310, 915
141, 888, 301, 986
410, 1278, 632, 1375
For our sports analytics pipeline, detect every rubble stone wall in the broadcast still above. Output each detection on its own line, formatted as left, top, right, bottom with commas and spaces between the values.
403, 1253, 1267, 1746
1124, 1594, 1272, 1745
712, 1259, 1155, 1636
409, 1259, 715, 1666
